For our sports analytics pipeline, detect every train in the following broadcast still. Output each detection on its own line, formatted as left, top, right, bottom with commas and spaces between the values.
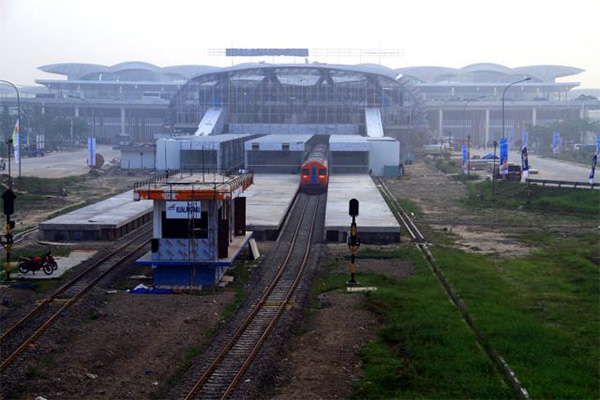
300, 143, 329, 194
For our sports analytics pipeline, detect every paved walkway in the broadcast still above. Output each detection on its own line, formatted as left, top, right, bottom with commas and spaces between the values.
12, 250, 97, 279
3, 145, 120, 178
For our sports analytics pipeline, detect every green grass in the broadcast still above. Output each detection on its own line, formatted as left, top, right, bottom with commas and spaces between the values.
314, 247, 512, 399
431, 243, 599, 399
221, 258, 253, 320
464, 180, 600, 214
314, 235, 599, 399
434, 158, 480, 181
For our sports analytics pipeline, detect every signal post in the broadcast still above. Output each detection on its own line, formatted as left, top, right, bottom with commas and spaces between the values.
346, 198, 360, 287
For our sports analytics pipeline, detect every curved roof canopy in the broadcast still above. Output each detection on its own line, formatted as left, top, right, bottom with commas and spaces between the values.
397, 63, 584, 83
39, 62, 219, 82
181, 63, 401, 88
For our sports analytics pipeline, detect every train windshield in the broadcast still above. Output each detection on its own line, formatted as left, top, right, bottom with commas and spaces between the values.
318, 168, 326, 177
301, 168, 309, 176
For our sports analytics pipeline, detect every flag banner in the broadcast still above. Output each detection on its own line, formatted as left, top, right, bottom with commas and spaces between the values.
499, 138, 508, 175
87, 137, 96, 167
596, 134, 600, 153
461, 144, 468, 173
522, 131, 529, 150
553, 131, 561, 154
590, 153, 597, 184
522, 147, 530, 178
12, 119, 20, 163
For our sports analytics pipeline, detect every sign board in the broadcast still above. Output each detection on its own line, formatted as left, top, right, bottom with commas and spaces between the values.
166, 201, 202, 219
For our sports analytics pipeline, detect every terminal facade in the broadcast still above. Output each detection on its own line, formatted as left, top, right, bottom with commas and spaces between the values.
1, 61, 598, 157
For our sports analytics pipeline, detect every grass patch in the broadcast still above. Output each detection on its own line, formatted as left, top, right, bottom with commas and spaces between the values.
464, 180, 600, 214
220, 258, 253, 320
434, 158, 480, 181
431, 243, 599, 399
316, 247, 512, 399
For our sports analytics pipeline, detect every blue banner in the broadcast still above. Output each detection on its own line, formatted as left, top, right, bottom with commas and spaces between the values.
590, 153, 597, 184
499, 138, 508, 175
553, 131, 561, 154
522, 131, 529, 150
462, 144, 468, 172
596, 134, 600, 153
521, 147, 529, 178
87, 137, 96, 167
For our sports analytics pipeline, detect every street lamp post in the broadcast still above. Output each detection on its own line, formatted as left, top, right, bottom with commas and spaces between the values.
502, 77, 530, 139
0, 80, 21, 177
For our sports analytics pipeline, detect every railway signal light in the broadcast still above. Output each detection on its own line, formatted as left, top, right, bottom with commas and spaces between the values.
347, 199, 360, 287
2, 189, 16, 216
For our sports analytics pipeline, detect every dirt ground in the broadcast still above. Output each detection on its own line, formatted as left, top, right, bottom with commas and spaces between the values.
15, 290, 235, 400
385, 160, 538, 257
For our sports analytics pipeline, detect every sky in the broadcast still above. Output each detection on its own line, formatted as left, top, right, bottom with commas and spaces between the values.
1, 0, 599, 89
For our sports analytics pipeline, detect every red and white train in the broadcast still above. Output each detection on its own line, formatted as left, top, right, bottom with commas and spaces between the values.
300, 143, 329, 194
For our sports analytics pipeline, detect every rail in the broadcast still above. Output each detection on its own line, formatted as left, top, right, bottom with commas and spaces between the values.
526, 178, 598, 189
184, 194, 321, 399
0, 225, 152, 372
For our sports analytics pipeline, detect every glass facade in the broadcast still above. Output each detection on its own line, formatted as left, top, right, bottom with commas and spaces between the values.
170, 66, 413, 133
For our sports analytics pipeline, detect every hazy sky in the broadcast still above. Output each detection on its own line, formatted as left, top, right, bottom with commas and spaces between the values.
1, 0, 599, 88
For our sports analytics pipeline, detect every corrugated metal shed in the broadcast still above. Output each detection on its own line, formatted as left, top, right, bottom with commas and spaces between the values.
180, 134, 255, 150
329, 135, 369, 151
244, 134, 313, 151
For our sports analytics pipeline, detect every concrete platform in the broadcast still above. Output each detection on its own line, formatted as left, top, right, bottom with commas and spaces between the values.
325, 174, 400, 244
11, 250, 97, 279
39, 191, 153, 241
245, 173, 300, 240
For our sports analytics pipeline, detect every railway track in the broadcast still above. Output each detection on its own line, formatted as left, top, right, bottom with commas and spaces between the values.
374, 177, 530, 399
0, 224, 152, 373
180, 193, 322, 400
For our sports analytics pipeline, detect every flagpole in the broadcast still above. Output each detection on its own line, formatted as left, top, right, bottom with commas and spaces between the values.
0, 80, 21, 177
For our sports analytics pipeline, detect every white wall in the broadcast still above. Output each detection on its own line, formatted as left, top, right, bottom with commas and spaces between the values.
155, 139, 181, 171
120, 149, 156, 169
368, 138, 400, 176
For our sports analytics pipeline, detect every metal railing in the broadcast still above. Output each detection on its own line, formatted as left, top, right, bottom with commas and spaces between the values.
526, 178, 598, 190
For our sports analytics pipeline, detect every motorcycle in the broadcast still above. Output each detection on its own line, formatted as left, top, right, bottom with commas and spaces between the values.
42, 251, 58, 271
18, 251, 56, 275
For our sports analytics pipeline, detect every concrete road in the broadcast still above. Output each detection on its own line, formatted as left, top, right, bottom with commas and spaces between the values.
471, 148, 596, 183
3, 145, 120, 179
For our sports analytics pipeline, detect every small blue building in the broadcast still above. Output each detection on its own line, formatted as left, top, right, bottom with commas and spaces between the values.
134, 171, 254, 288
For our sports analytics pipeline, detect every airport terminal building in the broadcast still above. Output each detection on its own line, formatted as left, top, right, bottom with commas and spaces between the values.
1, 61, 598, 154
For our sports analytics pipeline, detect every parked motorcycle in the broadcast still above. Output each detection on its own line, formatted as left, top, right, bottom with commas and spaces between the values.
18, 251, 56, 275
43, 251, 58, 271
